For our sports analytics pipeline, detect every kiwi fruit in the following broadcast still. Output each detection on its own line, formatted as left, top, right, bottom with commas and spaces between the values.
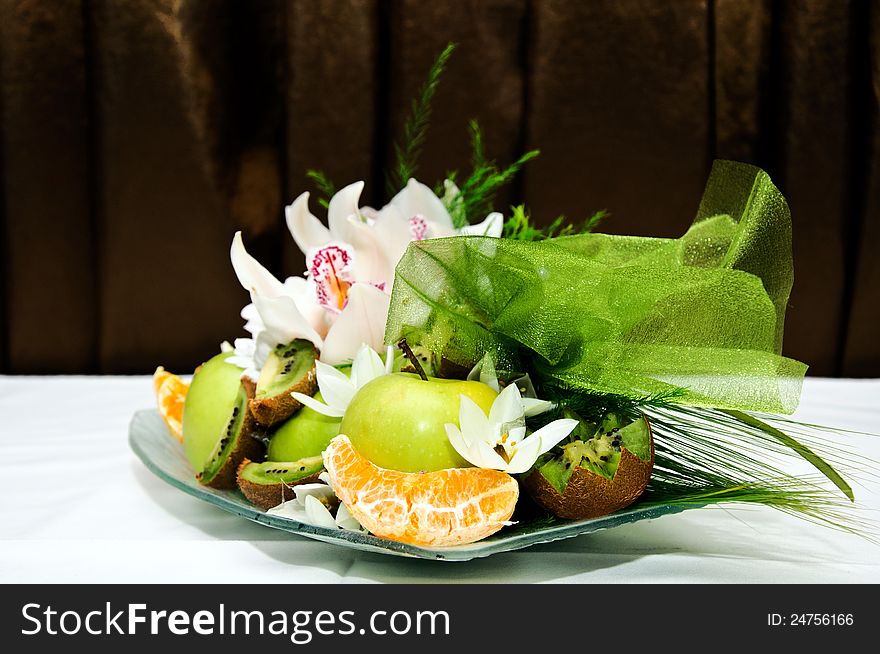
267, 391, 341, 461
523, 413, 654, 520
236, 456, 325, 510
249, 339, 318, 427
182, 351, 265, 489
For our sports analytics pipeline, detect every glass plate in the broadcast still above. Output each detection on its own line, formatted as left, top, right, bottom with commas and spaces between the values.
130, 409, 696, 561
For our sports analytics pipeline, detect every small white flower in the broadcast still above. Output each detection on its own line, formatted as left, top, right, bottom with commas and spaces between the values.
466, 355, 554, 417
291, 343, 394, 418
266, 481, 365, 532
445, 383, 578, 474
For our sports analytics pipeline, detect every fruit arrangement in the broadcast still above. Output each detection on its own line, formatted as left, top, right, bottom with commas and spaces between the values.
150, 44, 864, 550
154, 342, 658, 546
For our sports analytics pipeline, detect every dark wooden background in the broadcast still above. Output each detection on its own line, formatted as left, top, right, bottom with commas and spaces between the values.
1, 0, 878, 376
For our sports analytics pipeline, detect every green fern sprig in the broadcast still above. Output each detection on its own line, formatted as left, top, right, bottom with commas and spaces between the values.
305, 169, 336, 210
386, 42, 457, 197
503, 205, 608, 240
447, 140, 541, 228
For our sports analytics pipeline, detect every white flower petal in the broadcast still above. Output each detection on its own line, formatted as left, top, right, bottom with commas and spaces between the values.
335, 502, 366, 532
252, 330, 276, 370
504, 436, 543, 474
457, 394, 491, 444
282, 276, 330, 338
313, 360, 356, 411
286, 192, 331, 253
232, 337, 255, 357
530, 418, 579, 456
489, 383, 525, 426
384, 345, 395, 375
459, 212, 503, 237
351, 344, 387, 389
252, 293, 323, 348
293, 482, 337, 503
240, 303, 263, 336
372, 204, 414, 272
445, 423, 474, 463
327, 181, 365, 241
466, 355, 501, 392
350, 222, 396, 285
320, 284, 390, 365
390, 178, 454, 228
266, 499, 309, 520
291, 391, 345, 418
471, 439, 510, 471
230, 232, 285, 297
303, 495, 340, 529
220, 340, 234, 353
522, 398, 554, 417
426, 220, 456, 239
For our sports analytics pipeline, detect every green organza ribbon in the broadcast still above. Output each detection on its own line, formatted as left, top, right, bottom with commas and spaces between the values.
385, 160, 807, 414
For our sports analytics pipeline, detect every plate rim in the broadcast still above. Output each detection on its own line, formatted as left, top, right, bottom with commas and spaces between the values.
129, 408, 696, 561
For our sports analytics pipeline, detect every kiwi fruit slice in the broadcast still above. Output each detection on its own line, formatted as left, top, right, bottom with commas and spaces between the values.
523, 413, 654, 520
249, 339, 318, 427
236, 456, 325, 510
182, 351, 264, 489
267, 391, 341, 461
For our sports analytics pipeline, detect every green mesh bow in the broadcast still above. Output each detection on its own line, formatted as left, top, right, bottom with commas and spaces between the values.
385, 160, 807, 414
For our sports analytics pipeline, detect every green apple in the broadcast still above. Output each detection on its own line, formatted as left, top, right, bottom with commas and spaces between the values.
182, 351, 243, 472
339, 372, 498, 472
267, 391, 341, 461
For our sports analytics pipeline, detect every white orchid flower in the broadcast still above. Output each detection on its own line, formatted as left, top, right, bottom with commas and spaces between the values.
266, 476, 365, 532
291, 343, 394, 418
230, 232, 390, 368
287, 178, 503, 290
231, 177, 503, 373
286, 181, 402, 290
445, 383, 578, 475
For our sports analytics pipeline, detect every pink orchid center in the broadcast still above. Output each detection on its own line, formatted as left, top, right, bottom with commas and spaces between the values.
409, 215, 429, 241
309, 244, 354, 312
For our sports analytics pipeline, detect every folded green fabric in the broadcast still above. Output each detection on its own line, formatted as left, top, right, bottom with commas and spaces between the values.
386, 160, 807, 414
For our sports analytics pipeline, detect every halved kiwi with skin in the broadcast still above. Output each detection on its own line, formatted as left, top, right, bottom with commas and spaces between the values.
523, 413, 654, 520
249, 339, 318, 427
236, 456, 325, 510
183, 352, 264, 489
197, 381, 264, 489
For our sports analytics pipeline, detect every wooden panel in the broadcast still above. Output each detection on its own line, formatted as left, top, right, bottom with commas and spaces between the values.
282, 0, 380, 277
0, 0, 95, 372
713, 0, 771, 162
90, 0, 279, 373
384, 0, 527, 209
524, 0, 711, 234
842, 0, 880, 376
772, 0, 855, 375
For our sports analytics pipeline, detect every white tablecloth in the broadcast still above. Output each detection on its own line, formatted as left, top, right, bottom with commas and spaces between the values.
1, 375, 878, 583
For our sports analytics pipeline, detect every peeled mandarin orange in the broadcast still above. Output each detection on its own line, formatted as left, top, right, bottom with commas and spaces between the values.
323, 434, 519, 547
153, 366, 189, 443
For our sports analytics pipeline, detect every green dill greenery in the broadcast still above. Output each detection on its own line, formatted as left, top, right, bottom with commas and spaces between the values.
305, 169, 336, 210
384, 44, 540, 228
386, 42, 457, 197
445, 121, 541, 229
503, 205, 609, 240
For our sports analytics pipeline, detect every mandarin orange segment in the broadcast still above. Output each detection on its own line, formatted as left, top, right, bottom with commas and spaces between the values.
153, 366, 189, 443
323, 435, 519, 547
